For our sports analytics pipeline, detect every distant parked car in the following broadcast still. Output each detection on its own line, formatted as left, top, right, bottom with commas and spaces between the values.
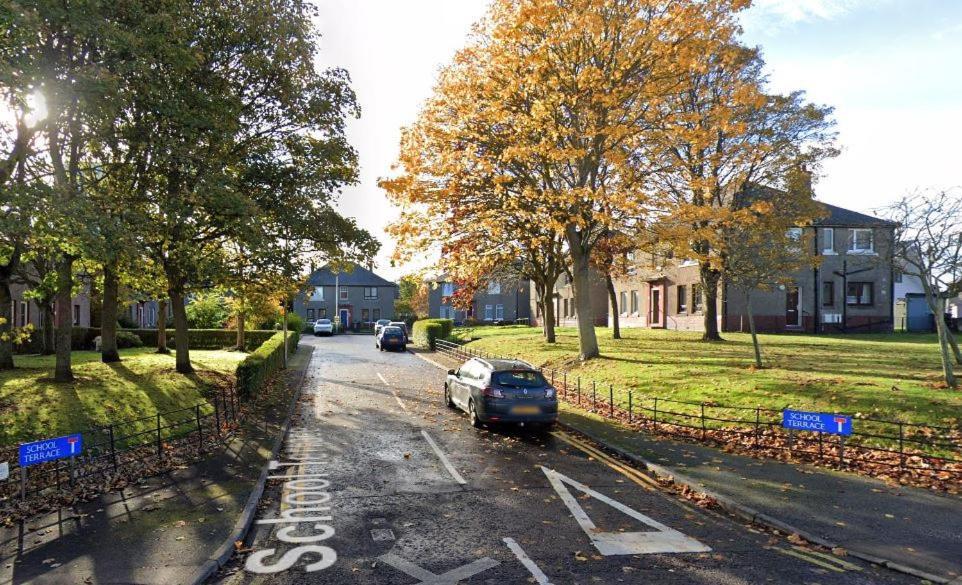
444, 358, 557, 430
374, 319, 392, 336
376, 326, 407, 352
389, 321, 409, 342
313, 319, 334, 336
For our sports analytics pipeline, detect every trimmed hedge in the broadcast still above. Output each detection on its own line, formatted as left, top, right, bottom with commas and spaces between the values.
412, 321, 444, 350
236, 330, 300, 398
413, 318, 454, 341
15, 327, 277, 352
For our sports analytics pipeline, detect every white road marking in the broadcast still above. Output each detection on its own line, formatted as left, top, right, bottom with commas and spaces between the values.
380, 553, 499, 584
377, 372, 390, 386
541, 466, 710, 555
393, 393, 409, 412
421, 430, 467, 485
503, 537, 553, 585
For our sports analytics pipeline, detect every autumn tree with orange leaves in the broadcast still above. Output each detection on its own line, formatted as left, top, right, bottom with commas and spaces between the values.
646, 40, 837, 341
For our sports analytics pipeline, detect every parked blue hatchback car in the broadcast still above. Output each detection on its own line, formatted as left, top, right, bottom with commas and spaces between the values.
444, 358, 558, 429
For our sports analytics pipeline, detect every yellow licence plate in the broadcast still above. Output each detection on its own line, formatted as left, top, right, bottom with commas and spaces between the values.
511, 405, 541, 415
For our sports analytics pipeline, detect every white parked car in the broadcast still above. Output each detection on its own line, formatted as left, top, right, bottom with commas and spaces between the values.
374, 319, 392, 336
313, 318, 334, 336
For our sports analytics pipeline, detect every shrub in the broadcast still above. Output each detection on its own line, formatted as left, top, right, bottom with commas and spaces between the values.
283, 313, 303, 334
115, 330, 144, 349
236, 330, 300, 399
186, 291, 231, 329
412, 321, 443, 350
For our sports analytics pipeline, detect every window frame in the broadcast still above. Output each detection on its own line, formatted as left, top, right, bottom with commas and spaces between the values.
619, 291, 628, 316
846, 281, 874, 306
822, 281, 835, 307
495, 304, 504, 320
850, 229, 875, 253
441, 282, 454, 297
677, 285, 688, 314
311, 286, 325, 301
363, 287, 379, 300
822, 227, 835, 254
487, 281, 501, 294
484, 304, 493, 321
339, 289, 349, 301
691, 284, 703, 313
630, 290, 639, 315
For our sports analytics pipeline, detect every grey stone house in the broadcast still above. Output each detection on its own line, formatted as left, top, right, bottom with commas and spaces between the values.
530, 270, 609, 329
294, 263, 398, 328
611, 202, 897, 334
9, 272, 92, 330
427, 277, 531, 324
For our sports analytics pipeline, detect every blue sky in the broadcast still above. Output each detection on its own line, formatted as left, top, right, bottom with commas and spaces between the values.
314, 0, 962, 278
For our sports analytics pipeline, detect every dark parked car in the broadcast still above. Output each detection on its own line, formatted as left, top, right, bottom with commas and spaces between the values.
388, 321, 409, 342
444, 358, 558, 429
376, 326, 407, 352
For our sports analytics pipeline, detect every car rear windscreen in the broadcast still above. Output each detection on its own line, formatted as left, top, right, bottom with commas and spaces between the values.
493, 371, 547, 388
317, 319, 331, 324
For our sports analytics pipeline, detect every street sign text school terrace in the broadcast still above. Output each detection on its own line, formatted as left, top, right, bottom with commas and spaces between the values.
19, 434, 84, 467
782, 410, 853, 436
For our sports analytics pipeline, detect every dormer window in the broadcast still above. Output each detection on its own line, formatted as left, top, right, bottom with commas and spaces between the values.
850, 229, 874, 253
786, 228, 802, 241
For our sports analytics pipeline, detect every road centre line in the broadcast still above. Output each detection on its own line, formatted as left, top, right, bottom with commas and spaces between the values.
792, 547, 862, 571
377, 372, 390, 386
772, 547, 845, 573
503, 537, 554, 585
377, 371, 410, 411
421, 429, 467, 485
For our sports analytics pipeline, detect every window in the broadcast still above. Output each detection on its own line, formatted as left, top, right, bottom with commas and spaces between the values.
488, 281, 501, 294
311, 286, 324, 301
677, 285, 688, 314
441, 282, 454, 297
18, 301, 27, 327
563, 299, 569, 318
495, 304, 504, 320
570, 300, 577, 318
484, 304, 493, 320
630, 291, 639, 314
307, 309, 315, 321
619, 291, 628, 316
692, 284, 702, 312
787, 227, 803, 241
626, 251, 636, 261
846, 282, 874, 306
364, 287, 379, 300
823, 228, 835, 254
73, 304, 81, 326
850, 229, 874, 253
319, 308, 327, 318
822, 282, 835, 307
339, 289, 349, 301
894, 271, 903, 284
361, 308, 370, 322
373, 308, 380, 321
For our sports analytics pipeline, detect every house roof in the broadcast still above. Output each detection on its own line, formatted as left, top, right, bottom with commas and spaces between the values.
815, 203, 895, 228
306, 263, 396, 287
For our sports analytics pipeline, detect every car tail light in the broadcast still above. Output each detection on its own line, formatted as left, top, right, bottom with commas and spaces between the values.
545, 387, 556, 398
482, 386, 504, 398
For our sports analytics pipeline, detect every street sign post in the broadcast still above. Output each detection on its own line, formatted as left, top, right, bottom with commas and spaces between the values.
18, 434, 84, 467
782, 410, 852, 436
0, 461, 8, 481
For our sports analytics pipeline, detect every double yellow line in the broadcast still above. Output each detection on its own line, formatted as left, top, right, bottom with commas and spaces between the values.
553, 429, 865, 575
551, 430, 661, 491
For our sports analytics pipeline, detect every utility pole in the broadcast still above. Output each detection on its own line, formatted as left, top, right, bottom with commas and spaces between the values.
334, 273, 340, 332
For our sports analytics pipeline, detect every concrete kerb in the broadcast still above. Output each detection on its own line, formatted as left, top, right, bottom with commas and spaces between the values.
190, 345, 314, 585
411, 348, 953, 585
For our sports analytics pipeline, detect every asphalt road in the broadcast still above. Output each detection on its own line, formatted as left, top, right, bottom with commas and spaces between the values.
213, 334, 917, 585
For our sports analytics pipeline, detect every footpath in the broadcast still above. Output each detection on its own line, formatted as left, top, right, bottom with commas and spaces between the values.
418, 348, 962, 584
0, 347, 312, 585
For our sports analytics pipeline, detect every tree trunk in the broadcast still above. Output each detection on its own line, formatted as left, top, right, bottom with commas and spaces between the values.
700, 263, 723, 341
944, 326, 962, 365
53, 255, 74, 382
606, 273, 620, 340
100, 260, 121, 363
235, 298, 246, 351
0, 279, 14, 370
169, 285, 193, 374
157, 299, 169, 353
41, 300, 55, 355
541, 287, 557, 344
746, 292, 762, 368
925, 291, 956, 388
565, 225, 600, 360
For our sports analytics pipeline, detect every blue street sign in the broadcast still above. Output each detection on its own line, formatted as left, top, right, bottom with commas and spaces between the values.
18, 434, 84, 467
782, 410, 852, 436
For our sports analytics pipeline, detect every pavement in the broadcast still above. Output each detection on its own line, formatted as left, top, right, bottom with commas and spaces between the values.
0, 346, 312, 585
209, 334, 918, 584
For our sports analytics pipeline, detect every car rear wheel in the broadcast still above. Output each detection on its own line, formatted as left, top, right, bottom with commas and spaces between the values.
469, 400, 482, 428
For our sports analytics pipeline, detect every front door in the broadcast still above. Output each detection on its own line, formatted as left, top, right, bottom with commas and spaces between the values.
786, 285, 801, 327
340, 309, 350, 328
650, 287, 662, 327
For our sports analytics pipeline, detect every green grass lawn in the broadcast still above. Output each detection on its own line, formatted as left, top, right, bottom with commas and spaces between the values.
0, 348, 246, 446
452, 325, 962, 430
